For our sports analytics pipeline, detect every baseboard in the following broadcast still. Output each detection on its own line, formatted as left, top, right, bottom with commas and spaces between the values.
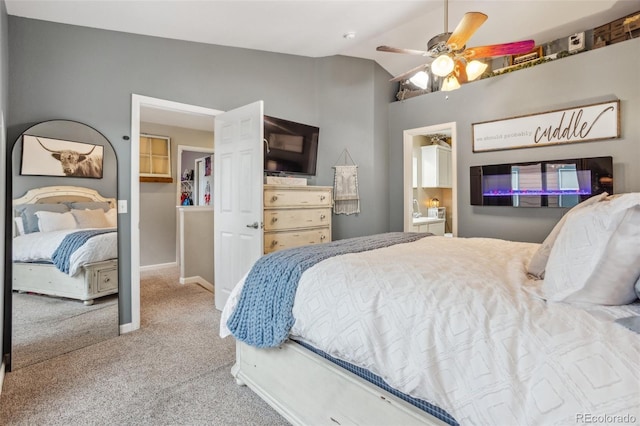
180, 276, 213, 293
119, 322, 137, 334
140, 262, 177, 272
0, 361, 5, 395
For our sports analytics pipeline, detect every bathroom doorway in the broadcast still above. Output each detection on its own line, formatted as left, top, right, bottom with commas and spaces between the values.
402, 123, 458, 236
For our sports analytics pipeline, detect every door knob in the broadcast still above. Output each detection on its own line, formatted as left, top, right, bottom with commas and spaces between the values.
246, 222, 259, 229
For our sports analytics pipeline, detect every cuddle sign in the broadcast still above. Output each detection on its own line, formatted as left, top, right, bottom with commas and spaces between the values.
472, 100, 620, 152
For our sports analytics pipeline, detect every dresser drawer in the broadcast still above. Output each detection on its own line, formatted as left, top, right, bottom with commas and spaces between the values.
264, 208, 331, 231
264, 188, 332, 208
610, 17, 627, 31
264, 228, 331, 254
593, 23, 610, 38
610, 27, 627, 39
92, 266, 118, 293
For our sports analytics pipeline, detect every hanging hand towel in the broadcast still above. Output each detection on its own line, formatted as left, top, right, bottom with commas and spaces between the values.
333, 165, 360, 215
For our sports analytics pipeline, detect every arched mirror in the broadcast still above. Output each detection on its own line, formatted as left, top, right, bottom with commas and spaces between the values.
10, 120, 118, 370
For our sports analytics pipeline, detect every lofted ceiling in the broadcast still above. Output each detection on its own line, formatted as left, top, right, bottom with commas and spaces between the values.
6, 0, 639, 80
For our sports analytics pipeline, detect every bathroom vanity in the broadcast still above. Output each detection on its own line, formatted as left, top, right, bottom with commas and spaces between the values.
411, 217, 445, 236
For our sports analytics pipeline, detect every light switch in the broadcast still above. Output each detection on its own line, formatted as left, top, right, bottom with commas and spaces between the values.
118, 200, 128, 213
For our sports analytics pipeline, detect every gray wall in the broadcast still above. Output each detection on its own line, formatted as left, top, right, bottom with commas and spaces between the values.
7, 17, 393, 325
1, 0, 8, 364
315, 55, 393, 238
182, 209, 214, 285
389, 38, 640, 243
139, 123, 213, 267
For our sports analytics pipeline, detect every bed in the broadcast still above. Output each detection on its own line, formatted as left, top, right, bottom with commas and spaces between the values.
12, 186, 119, 305
220, 193, 640, 425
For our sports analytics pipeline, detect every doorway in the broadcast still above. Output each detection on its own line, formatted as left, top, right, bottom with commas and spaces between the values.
176, 146, 214, 207
402, 123, 458, 236
129, 95, 222, 332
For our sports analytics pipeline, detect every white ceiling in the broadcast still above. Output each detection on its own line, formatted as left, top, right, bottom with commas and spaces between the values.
6, 0, 639, 79
6, 1, 639, 130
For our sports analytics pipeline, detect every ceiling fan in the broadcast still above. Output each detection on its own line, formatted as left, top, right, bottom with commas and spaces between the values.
377, 0, 535, 91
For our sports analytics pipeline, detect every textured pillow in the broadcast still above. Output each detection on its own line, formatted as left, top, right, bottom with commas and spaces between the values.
527, 192, 608, 279
14, 217, 25, 236
105, 208, 117, 228
543, 194, 640, 305
71, 208, 110, 229
35, 210, 77, 233
16, 203, 70, 234
70, 201, 111, 212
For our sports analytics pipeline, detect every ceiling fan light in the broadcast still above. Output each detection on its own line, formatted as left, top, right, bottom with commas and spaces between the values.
441, 75, 461, 91
466, 60, 488, 81
409, 71, 429, 89
431, 54, 454, 77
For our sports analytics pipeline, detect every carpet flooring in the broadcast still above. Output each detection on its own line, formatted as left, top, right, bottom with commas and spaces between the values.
12, 292, 118, 370
0, 267, 288, 425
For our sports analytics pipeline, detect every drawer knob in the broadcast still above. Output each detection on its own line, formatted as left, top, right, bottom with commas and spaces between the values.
271, 217, 278, 223
271, 240, 278, 247
271, 195, 278, 202
104, 277, 110, 283
320, 214, 326, 220
320, 235, 326, 240
320, 195, 326, 200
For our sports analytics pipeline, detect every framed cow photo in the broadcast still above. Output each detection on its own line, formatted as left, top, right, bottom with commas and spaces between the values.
21, 135, 104, 178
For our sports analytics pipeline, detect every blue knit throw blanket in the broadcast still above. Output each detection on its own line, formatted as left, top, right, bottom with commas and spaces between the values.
227, 232, 431, 348
52, 229, 114, 274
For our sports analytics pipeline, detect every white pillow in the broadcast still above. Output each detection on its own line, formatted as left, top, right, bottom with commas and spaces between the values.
14, 217, 25, 236
542, 193, 640, 305
35, 210, 78, 233
105, 208, 117, 228
527, 192, 608, 279
71, 208, 110, 229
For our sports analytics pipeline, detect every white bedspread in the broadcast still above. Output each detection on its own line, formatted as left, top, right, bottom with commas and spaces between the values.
221, 236, 640, 425
13, 228, 118, 276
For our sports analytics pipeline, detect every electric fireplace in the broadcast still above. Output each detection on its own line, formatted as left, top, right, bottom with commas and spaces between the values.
470, 156, 613, 207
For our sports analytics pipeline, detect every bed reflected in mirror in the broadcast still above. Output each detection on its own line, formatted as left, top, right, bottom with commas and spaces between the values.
11, 120, 119, 370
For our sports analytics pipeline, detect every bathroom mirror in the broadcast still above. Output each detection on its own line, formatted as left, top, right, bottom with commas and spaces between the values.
10, 120, 119, 370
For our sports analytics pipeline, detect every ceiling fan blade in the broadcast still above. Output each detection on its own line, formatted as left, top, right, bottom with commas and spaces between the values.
389, 63, 430, 82
377, 45, 430, 56
462, 40, 536, 60
446, 12, 488, 51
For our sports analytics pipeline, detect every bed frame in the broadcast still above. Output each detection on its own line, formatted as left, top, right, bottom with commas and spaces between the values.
232, 340, 449, 426
12, 186, 118, 305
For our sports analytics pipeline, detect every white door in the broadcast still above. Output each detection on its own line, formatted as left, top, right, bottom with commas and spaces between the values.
214, 101, 264, 311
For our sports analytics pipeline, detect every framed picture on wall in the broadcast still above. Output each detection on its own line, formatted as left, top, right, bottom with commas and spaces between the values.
509, 45, 543, 66
21, 134, 104, 178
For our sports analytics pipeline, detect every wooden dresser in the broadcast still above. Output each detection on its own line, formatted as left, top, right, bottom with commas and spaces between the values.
263, 185, 333, 254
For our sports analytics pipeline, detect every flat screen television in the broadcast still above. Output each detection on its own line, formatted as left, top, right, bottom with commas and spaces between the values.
263, 115, 319, 176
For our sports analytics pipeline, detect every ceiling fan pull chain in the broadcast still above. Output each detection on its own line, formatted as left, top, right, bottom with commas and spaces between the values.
443, 0, 448, 33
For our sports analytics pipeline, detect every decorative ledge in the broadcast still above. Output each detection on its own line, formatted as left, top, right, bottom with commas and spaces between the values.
140, 176, 173, 183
